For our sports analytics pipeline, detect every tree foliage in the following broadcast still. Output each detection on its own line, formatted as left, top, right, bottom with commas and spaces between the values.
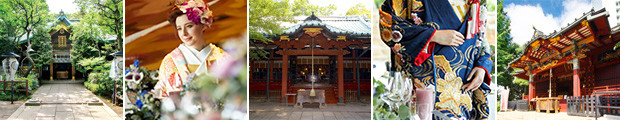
290, 0, 336, 16
30, 27, 53, 70
1, 0, 52, 77
497, 0, 527, 100
68, 0, 119, 74
74, 0, 123, 51
249, 0, 337, 60
0, 0, 25, 44
345, 3, 370, 19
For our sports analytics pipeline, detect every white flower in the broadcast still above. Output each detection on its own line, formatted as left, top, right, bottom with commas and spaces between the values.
161, 97, 176, 113
181, 92, 200, 115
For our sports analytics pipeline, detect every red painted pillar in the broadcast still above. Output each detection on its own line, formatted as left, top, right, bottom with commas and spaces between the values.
529, 73, 534, 100
572, 58, 581, 97
282, 55, 288, 103
338, 54, 344, 103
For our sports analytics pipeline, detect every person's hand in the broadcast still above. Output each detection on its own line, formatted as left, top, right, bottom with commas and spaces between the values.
431, 30, 464, 46
462, 67, 486, 91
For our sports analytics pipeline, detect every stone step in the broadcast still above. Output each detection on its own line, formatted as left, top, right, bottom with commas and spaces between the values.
41, 80, 85, 84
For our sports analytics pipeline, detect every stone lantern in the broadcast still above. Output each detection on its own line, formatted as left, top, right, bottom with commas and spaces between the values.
109, 51, 123, 79
2, 52, 20, 81
1, 52, 20, 104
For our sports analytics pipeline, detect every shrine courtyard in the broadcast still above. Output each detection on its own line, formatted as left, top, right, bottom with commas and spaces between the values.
0, 83, 122, 120
249, 99, 371, 120
497, 111, 620, 120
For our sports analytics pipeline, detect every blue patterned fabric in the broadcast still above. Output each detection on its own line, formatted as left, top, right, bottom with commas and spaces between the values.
379, 0, 493, 119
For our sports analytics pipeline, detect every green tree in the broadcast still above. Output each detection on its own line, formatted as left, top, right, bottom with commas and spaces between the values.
2, 0, 52, 77
497, 0, 527, 100
71, 35, 101, 74
69, 0, 118, 74
345, 3, 370, 19
30, 27, 53, 74
74, 0, 123, 51
0, 0, 25, 44
249, 0, 339, 60
290, 0, 336, 16
249, 0, 295, 60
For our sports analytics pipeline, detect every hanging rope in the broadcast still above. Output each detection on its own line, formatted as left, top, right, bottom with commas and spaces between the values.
310, 37, 316, 96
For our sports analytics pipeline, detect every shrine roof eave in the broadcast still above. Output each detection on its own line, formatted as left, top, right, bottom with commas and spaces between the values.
281, 22, 370, 35
508, 8, 608, 70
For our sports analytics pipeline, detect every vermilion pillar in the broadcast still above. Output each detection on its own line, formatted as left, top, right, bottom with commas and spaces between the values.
281, 55, 289, 103
529, 73, 534, 100
572, 58, 581, 97
338, 54, 344, 103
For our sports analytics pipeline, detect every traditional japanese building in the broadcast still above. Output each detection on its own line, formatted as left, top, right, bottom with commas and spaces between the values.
45, 10, 81, 80
249, 13, 371, 104
509, 9, 620, 110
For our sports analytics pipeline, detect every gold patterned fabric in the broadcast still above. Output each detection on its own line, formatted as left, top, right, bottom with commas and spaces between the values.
380, 0, 493, 119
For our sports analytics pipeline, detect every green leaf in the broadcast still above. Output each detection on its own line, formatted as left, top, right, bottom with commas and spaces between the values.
398, 105, 410, 120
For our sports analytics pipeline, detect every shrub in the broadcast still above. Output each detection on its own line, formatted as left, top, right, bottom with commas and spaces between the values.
0, 75, 38, 100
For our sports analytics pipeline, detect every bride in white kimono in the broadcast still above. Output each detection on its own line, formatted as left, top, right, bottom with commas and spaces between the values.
154, 0, 229, 98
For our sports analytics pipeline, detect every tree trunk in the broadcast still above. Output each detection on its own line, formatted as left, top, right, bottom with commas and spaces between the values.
117, 34, 122, 51
24, 31, 35, 77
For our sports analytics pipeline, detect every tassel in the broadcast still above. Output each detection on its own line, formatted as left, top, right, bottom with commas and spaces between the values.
310, 82, 316, 96
466, 0, 480, 39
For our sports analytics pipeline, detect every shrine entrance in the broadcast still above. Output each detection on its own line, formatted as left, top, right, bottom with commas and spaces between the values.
291, 56, 334, 85
249, 13, 371, 104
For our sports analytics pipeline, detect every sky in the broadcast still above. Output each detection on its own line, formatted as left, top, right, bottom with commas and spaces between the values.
304, 0, 374, 16
46, 0, 79, 14
504, 0, 596, 46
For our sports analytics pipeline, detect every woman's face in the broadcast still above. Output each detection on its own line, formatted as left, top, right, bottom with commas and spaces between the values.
175, 15, 206, 47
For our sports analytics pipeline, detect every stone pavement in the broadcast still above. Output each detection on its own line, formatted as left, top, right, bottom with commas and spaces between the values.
497, 111, 607, 120
0, 100, 24, 119
249, 101, 371, 120
6, 83, 122, 120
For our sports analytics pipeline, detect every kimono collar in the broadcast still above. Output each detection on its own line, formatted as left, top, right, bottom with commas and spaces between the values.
179, 43, 212, 64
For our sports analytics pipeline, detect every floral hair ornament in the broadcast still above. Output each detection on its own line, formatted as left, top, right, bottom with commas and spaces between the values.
177, 0, 213, 26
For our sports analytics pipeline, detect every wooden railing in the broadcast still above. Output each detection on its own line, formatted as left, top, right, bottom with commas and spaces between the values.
567, 95, 600, 117
567, 92, 620, 118
594, 91, 620, 119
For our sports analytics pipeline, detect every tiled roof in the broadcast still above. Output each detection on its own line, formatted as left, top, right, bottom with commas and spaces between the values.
280, 14, 371, 36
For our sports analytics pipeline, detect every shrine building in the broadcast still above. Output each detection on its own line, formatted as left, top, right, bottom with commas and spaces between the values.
249, 13, 371, 104
509, 9, 620, 112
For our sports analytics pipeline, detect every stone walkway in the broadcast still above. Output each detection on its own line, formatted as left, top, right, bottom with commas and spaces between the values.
249, 101, 371, 120
497, 111, 605, 120
6, 83, 122, 120
0, 100, 24, 119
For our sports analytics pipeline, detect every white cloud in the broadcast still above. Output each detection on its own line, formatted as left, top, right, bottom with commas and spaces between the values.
505, 0, 593, 46
505, 3, 559, 45
46, 0, 79, 14
558, 0, 593, 27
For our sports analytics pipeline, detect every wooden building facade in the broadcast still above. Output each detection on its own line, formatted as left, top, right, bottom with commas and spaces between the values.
250, 14, 371, 104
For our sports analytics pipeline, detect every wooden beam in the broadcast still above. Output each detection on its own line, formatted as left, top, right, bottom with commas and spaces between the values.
574, 30, 585, 40
527, 54, 541, 61
276, 49, 350, 56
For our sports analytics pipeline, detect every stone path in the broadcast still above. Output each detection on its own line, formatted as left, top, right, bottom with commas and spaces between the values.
498, 111, 602, 120
249, 101, 371, 120
6, 83, 122, 120
0, 100, 24, 119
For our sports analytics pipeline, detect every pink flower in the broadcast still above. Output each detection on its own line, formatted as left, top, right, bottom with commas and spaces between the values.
185, 7, 204, 25
209, 59, 239, 79
178, 0, 212, 25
